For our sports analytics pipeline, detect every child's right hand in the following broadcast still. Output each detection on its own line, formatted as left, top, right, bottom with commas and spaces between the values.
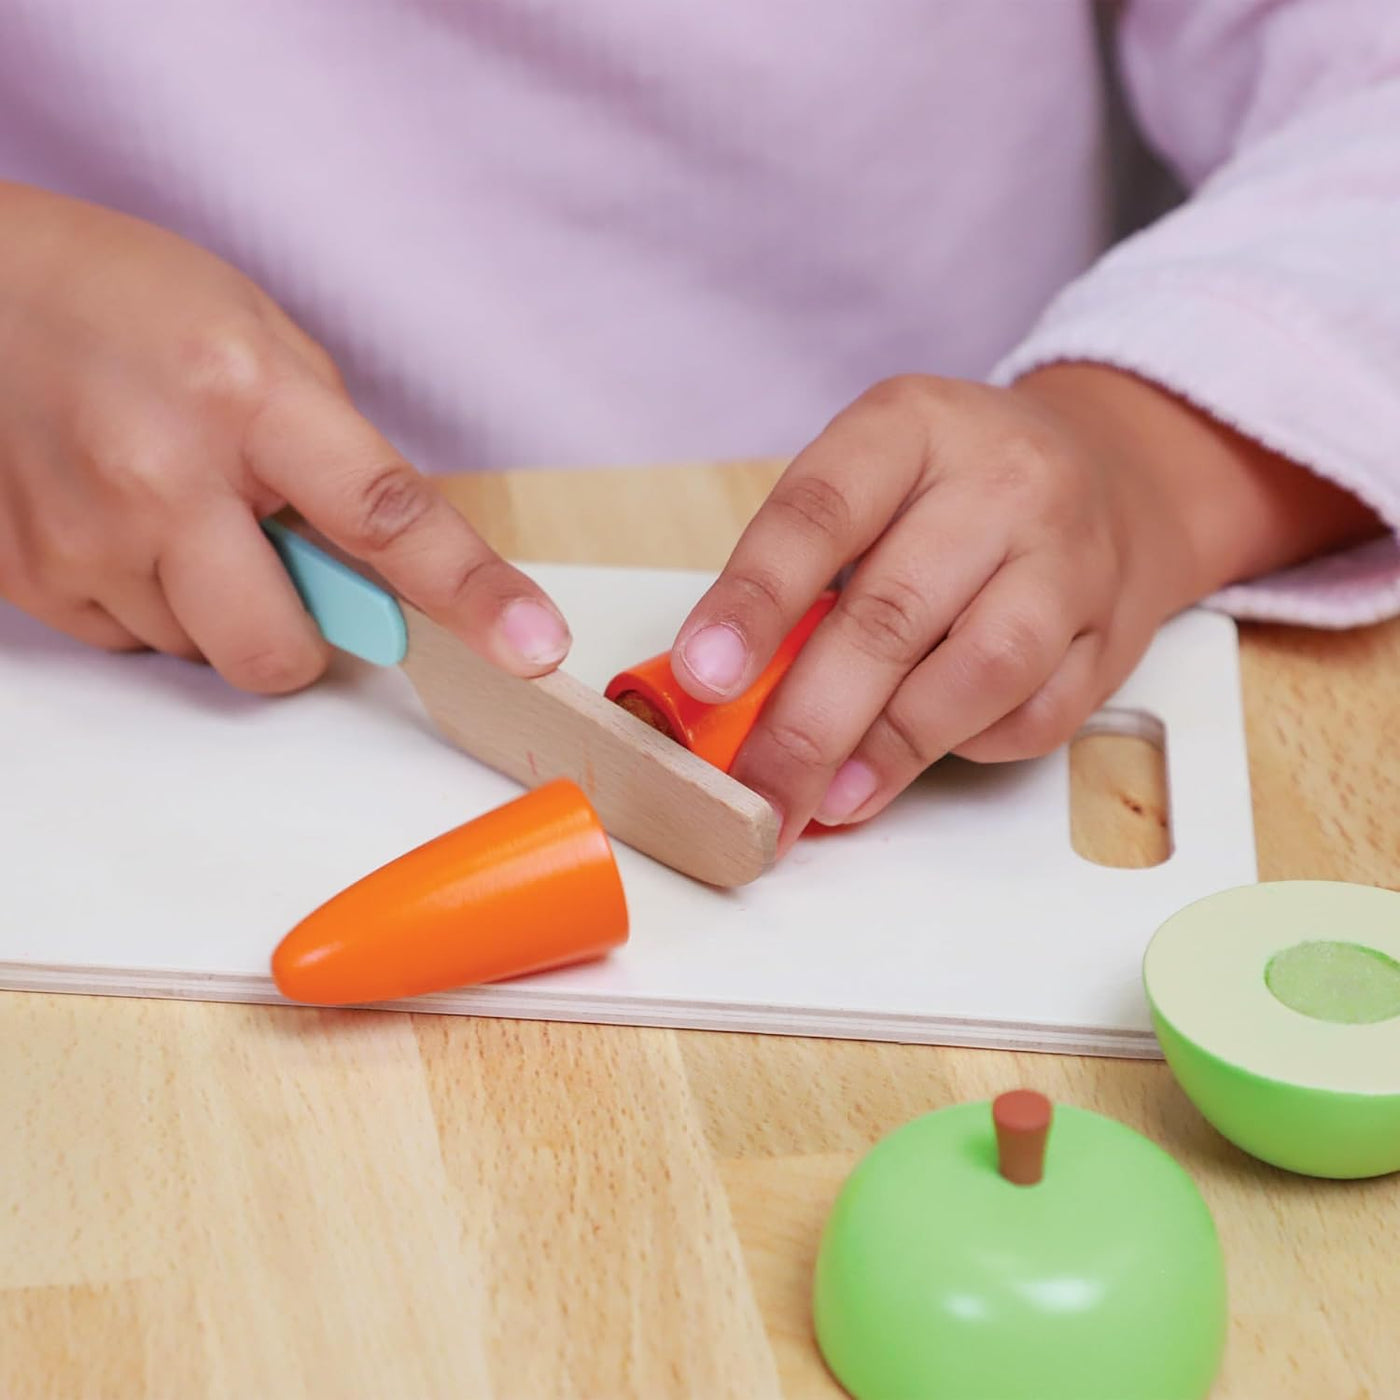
0, 181, 570, 692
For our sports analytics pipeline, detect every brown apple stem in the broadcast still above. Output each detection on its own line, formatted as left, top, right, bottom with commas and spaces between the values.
993, 1090, 1053, 1186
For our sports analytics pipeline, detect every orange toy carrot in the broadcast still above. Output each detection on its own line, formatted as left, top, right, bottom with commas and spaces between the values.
605, 592, 837, 774
272, 778, 628, 1006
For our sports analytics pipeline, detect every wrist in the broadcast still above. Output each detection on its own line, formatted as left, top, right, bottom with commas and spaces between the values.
1011, 361, 1385, 604
1010, 363, 1215, 612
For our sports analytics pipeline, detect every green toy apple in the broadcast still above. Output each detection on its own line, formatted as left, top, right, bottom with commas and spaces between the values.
812, 1092, 1227, 1400
1145, 880, 1400, 1179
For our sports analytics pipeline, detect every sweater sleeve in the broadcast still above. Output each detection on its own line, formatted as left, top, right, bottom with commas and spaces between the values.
990, 0, 1400, 628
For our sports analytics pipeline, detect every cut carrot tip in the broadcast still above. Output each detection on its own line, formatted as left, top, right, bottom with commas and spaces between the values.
271, 778, 628, 1007
604, 592, 837, 773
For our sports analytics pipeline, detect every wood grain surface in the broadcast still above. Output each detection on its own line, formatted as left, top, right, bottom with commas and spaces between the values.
3, 459, 1396, 1399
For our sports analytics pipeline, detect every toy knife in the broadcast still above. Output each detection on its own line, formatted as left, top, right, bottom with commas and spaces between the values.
262, 519, 778, 887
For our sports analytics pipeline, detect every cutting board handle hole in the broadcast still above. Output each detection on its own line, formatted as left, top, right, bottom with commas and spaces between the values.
1068, 708, 1172, 869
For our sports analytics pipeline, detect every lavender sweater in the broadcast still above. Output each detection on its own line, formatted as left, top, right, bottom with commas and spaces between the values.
2, 1, 1398, 626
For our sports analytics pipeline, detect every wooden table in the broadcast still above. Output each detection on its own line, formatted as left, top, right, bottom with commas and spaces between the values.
3, 461, 1397, 1399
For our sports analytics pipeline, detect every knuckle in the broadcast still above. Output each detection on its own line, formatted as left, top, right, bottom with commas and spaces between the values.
984, 429, 1058, 501
721, 566, 786, 618
769, 474, 854, 546
870, 702, 941, 771
434, 552, 518, 616
345, 463, 437, 554
997, 700, 1074, 759
82, 432, 185, 509
839, 577, 928, 665
441, 553, 494, 609
961, 611, 1046, 690
858, 374, 949, 416
176, 323, 281, 410
761, 718, 833, 773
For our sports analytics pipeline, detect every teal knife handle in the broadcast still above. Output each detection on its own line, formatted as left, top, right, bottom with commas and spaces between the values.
262, 519, 408, 666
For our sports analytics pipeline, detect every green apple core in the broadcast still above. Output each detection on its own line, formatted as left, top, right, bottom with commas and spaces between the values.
1264, 940, 1400, 1024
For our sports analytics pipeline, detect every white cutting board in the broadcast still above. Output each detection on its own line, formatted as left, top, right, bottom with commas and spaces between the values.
0, 565, 1256, 1057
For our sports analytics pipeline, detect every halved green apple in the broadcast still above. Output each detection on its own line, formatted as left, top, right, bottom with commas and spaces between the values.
1144, 881, 1400, 1179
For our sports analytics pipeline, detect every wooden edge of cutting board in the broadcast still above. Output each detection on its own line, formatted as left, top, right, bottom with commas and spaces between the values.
0, 961, 1165, 1059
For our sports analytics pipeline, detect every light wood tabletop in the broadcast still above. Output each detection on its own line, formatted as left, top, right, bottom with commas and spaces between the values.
3, 460, 1397, 1399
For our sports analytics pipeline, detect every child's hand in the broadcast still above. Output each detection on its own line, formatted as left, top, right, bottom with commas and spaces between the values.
0, 182, 570, 692
670, 366, 1381, 851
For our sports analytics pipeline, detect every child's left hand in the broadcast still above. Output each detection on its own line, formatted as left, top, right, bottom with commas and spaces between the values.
667, 364, 1380, 852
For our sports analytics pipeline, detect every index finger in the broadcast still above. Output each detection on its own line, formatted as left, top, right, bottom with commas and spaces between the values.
247, 382, 571, 675
670, 381, 930, 702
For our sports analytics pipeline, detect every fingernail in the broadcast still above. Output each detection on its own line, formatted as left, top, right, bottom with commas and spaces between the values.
682, 624, 748, 696
815, 760, 879, 825
500, 599, 570, 665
